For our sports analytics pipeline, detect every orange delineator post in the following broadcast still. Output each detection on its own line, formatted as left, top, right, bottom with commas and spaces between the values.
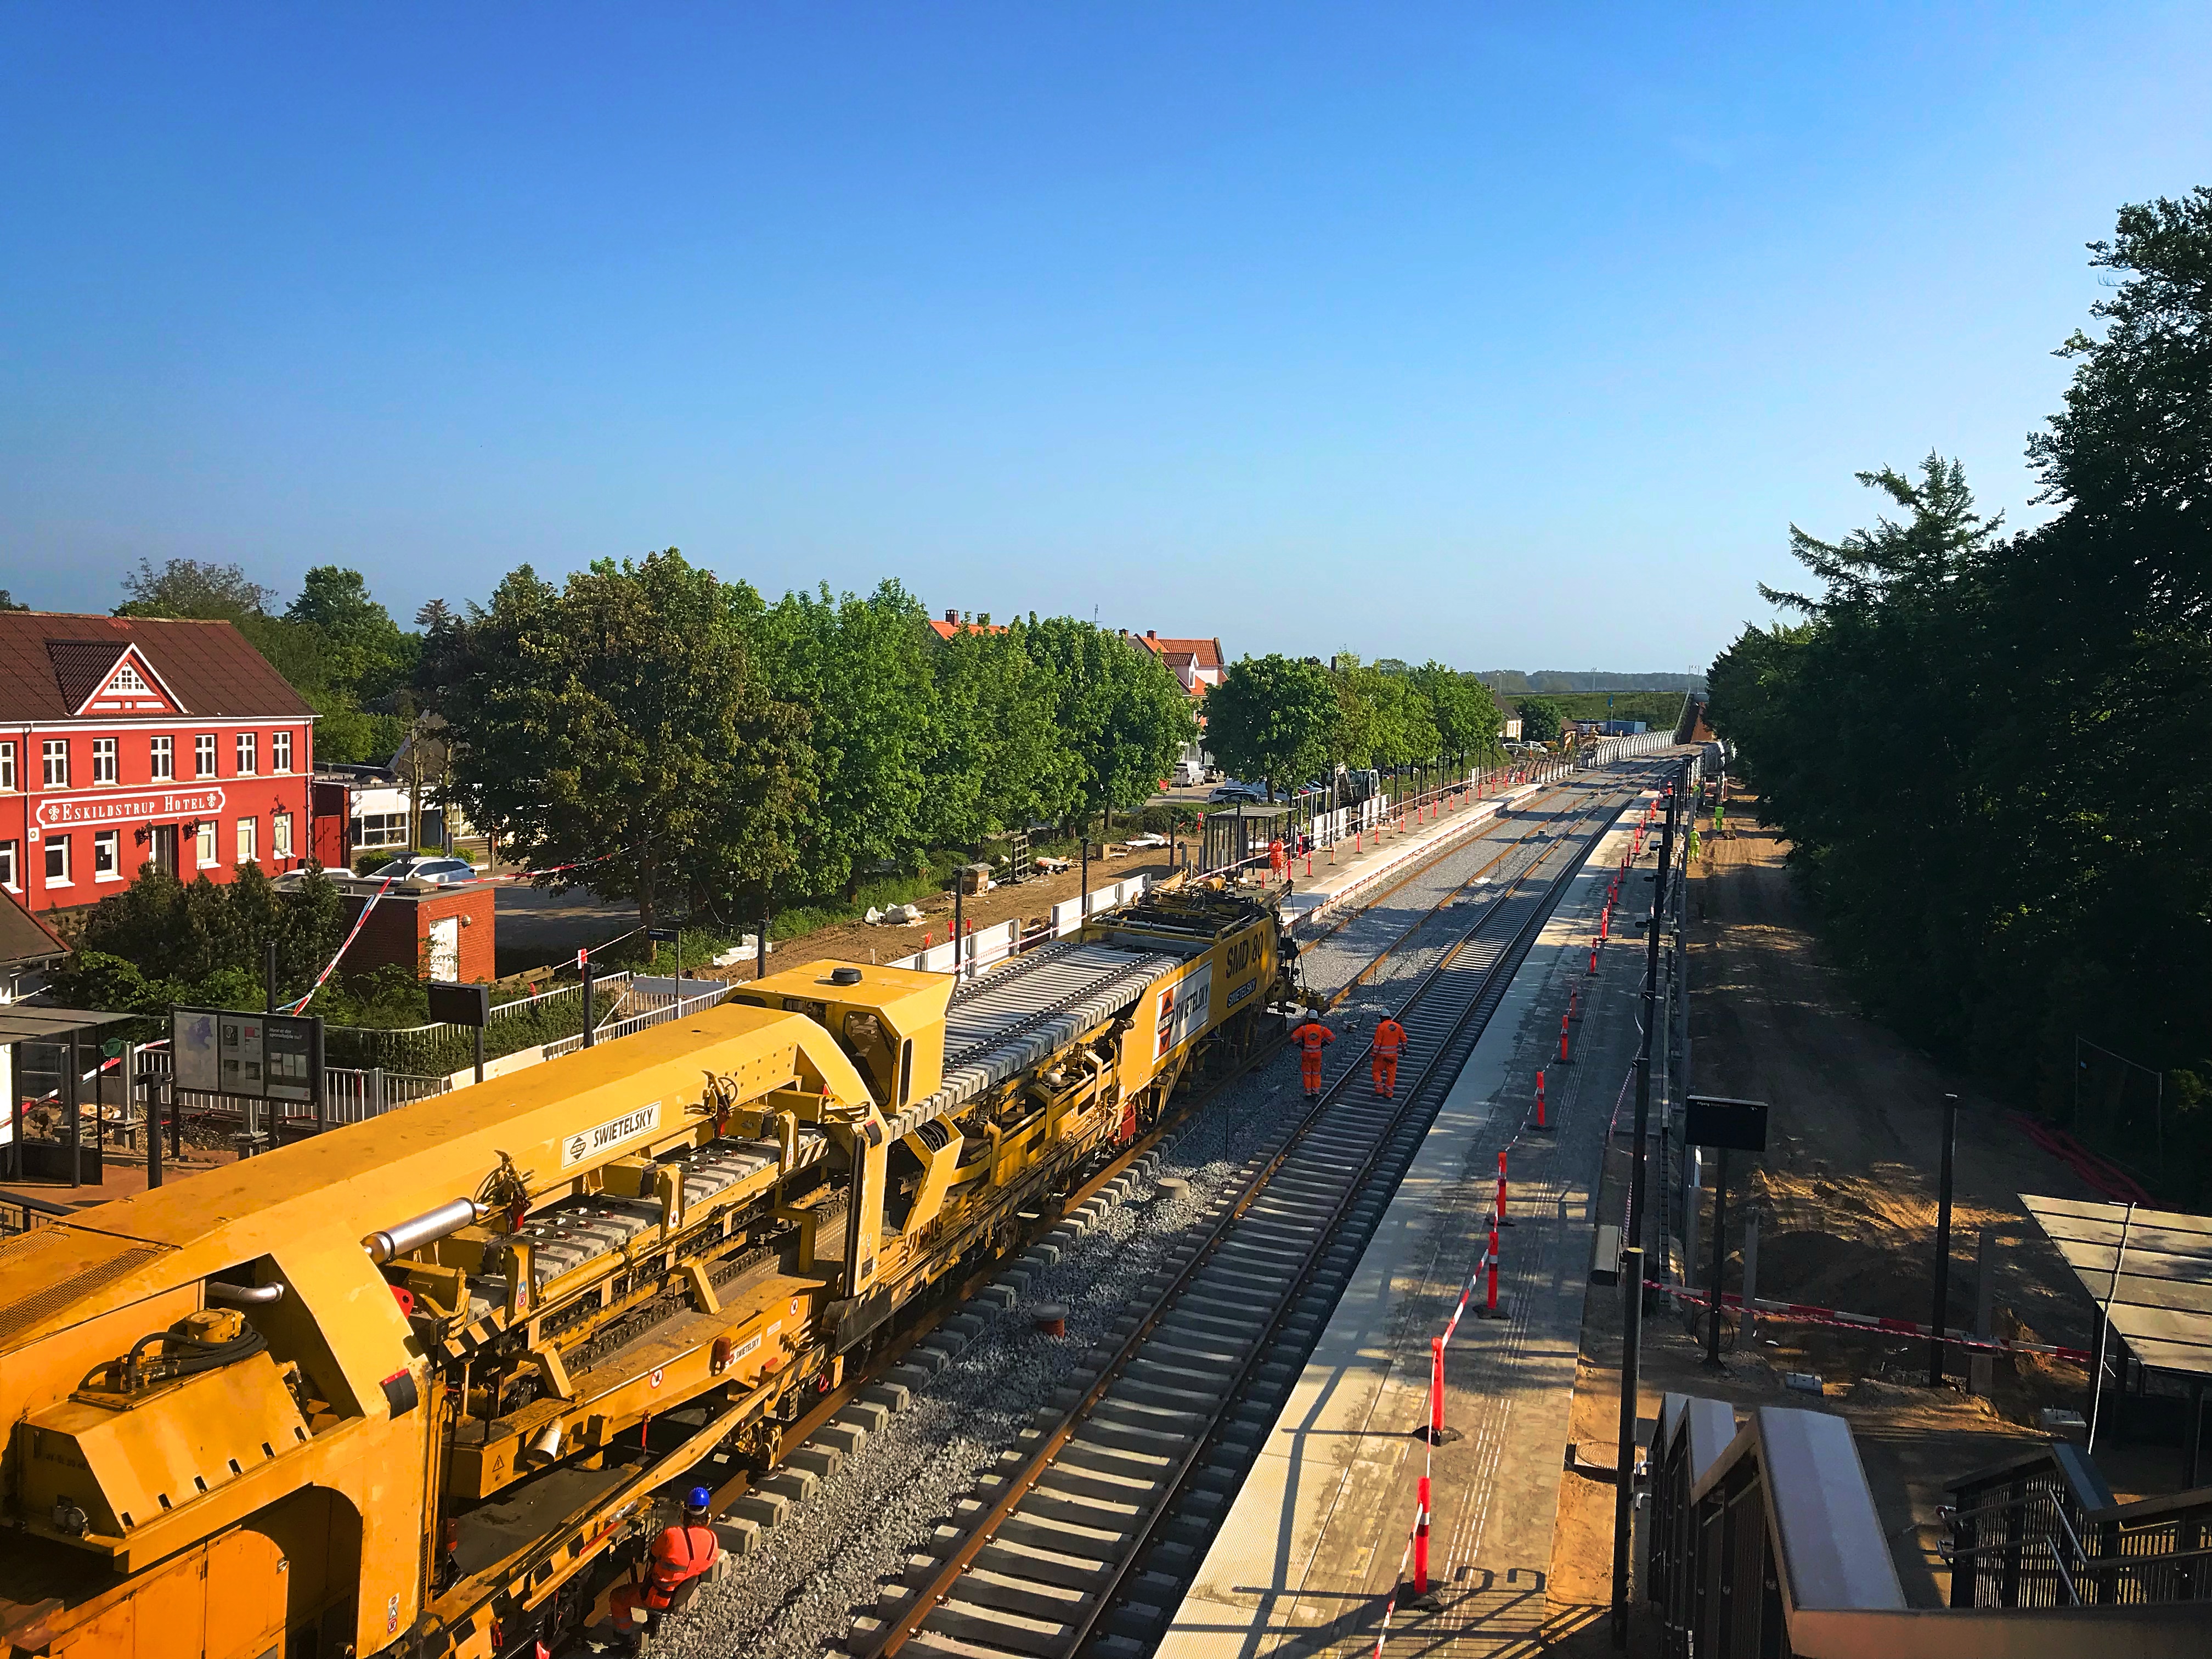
1485, 1226, 1501, 1314
1495, 1149, 1510, 1228
1414, 1476, 1431, 1595
1568, 988, 1579, 1023
1534, 1068, 1547, 1127
1589, 939, 1600, 975
1558, 1013, 1571, 1063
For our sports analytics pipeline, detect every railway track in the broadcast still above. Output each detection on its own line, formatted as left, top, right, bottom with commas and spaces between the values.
844, 764, 1658, 1659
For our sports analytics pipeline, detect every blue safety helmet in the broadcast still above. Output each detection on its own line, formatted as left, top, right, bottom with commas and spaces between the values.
686, 1486, 712, 1511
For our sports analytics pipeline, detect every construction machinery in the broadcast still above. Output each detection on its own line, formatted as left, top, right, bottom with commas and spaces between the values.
0, 884, 1291, 1658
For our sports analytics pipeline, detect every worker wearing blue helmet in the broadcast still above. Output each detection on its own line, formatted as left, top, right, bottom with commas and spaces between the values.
608, 1487, 721, 1650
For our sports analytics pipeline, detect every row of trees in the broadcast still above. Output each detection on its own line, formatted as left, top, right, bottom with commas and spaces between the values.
417, 560, 1198, 930
1201, 652, 1506, 798
1707, 188, 2212, 1204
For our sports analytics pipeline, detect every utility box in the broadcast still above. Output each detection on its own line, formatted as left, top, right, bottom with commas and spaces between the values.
336, 878, 494, 984
957, 863, 994, 896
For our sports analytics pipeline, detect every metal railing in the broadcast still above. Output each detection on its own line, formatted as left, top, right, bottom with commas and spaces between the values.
543, 978, 733, 1061
321, 970, 636, 1074
1647, 1393, 2211, 1656
1944, 1444, 2212, 1609
0, 1190, 73, 1237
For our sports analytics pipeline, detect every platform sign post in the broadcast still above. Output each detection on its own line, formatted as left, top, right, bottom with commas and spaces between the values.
171, 1005, 323, 1152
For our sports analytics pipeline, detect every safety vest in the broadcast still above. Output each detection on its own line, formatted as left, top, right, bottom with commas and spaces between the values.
1374, 1020, 1406, 1058
644, 1523, 720, 1609
1292, 1022, 1333, 1054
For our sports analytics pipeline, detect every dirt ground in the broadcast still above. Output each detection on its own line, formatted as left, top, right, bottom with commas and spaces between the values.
1546, 788, 2188, 1615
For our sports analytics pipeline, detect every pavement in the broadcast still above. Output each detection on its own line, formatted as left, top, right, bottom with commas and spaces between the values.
492, 882, 640, 977
1158, 783, 1660, 1659
1282, 774, 1559, 938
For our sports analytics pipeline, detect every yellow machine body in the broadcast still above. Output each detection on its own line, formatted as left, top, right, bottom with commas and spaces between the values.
0, 883, 1289, 1659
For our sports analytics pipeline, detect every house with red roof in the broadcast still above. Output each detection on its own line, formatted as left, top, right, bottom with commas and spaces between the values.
1122, 629, 1226, 699
0, 612, 317, 913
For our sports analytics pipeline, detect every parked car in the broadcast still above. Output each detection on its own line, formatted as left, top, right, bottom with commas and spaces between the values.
365, 853, 479, 886
1208, 782, 1268, 804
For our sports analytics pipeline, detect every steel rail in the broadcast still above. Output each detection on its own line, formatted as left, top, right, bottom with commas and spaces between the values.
851, 765, 1657, 1659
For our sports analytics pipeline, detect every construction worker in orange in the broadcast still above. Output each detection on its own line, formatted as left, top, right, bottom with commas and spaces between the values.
1372, 1013, 1407, 1098
607, 1487, 721, 1651
1269, 836, 1288, 878
1290, 1013, 1334, 1098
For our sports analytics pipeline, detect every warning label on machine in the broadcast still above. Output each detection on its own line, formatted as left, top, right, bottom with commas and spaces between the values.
1154, 963, 1212, 1061
561, 1101, 662, 1168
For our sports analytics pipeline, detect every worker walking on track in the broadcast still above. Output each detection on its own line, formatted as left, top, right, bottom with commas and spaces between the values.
1372, 1013, 1407, 1098
1291, 1014, 1334, 1098
608, 1487, 721, 1651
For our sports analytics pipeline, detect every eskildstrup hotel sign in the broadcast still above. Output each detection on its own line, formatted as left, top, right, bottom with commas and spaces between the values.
36, 786, 227, 829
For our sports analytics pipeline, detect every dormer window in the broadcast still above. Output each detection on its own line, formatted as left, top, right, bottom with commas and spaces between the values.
110, 662, 149, 695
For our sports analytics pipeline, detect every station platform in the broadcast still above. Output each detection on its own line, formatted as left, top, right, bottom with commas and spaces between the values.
1282, 775, 1559, 938
1158, 786, 1664, 1658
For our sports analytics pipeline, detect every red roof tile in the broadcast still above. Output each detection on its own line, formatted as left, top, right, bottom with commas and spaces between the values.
1128, 631, 1224, 671
0, 613, 317, 724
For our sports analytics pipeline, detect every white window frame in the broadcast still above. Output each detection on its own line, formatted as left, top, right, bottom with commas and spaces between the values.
195, 734, 217, 778
272, 730, 292, 774
44, 834, 71, 887
352, 811, 411, 850
43, 740, 69, 789
0, 741, 14, 792
150, 735, 174, 782
272, 809, 293, 858
0, 839, 16, 890
236, 732, 257, 776
196, 821, 218, 868
94, 829, 120, 881
110, 662, 148, 695
236, 816, 257, 866
92, 736, 117, 785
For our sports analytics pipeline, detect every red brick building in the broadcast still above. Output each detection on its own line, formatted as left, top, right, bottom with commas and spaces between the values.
0, 613, 317, 915
334, 879, 494, 983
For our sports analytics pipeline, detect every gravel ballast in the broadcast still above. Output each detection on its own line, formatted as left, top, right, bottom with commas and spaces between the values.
640, 783, 1600, 1659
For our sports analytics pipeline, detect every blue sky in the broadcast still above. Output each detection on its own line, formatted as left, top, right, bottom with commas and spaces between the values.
5, 4, 2208, 672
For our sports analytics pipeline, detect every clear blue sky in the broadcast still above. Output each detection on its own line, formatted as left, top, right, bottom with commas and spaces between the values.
5, 5, 2208, 673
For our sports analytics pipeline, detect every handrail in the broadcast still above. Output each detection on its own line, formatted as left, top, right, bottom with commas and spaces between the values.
1650, 1394, 2211, 1656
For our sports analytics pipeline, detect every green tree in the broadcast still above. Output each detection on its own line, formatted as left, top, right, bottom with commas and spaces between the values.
118, 557, 274, 620
1205, 654, 1338, 799
1409, 663, 1502, 765
1026, 618, 1198, 826
287, 566, 417, 704
0, 589, 27, 611
420, 550, 810, 932
1515, 696, 1565, 744
919, 620, 1082, 845
754, 581, 935, 901
54, 862, 347, 1013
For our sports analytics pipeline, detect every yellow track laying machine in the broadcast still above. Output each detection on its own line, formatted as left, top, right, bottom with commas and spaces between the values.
0, 883, 1293, 1658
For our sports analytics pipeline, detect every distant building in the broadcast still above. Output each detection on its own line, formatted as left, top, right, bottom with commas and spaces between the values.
1123, 629, 1227, 781
927, 608, 1010, 641
1125, 630, 1226, 697
0, 612, 317, 913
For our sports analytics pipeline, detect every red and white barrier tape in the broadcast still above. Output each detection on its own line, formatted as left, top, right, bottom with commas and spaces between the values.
1648, 1282, 2091, 1363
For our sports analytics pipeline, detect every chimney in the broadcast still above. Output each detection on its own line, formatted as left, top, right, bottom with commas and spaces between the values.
946, 608, 958, 625
1147, 629, 1156, 638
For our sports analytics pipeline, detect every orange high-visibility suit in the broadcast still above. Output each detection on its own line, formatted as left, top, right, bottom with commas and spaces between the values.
1291, 1019, 1334, 1096
609, 1519, 721, 1635
1269, 837, 1288, 877
1372, 1015, 1407, 1098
